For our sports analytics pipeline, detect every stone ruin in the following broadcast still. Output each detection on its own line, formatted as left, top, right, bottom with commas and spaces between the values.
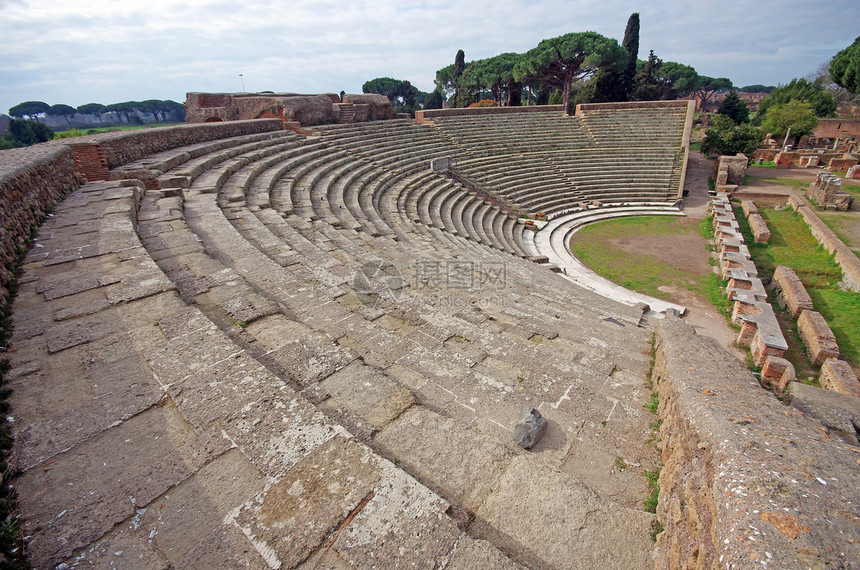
710, 195, 787, 366
808, 170, 854, 211
711, 153, 747, 195
184, 91, 396, 128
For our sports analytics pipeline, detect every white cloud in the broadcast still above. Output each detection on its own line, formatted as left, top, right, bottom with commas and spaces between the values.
1, 0, 858, 113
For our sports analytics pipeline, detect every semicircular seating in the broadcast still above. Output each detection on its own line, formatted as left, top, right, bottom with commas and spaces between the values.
6, 104, 697, 568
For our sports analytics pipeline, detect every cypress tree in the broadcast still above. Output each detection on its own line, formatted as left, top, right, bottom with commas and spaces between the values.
621, 13, 640, 100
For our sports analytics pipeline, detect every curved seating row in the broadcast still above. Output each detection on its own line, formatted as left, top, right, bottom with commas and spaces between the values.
531, 203, 687, 315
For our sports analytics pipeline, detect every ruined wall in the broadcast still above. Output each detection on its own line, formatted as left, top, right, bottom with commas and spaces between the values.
790, 194, 860, 291
341, 94, 395, 121
814, 118, 860, 139
185, 92, 381, 126
0, 145, 79, 299
653, 317, 860, 569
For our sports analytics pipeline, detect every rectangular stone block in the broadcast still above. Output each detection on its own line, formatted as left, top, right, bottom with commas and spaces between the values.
798, 310, 839, 367
741, 199, 758, 218
748, 213, 770, 244
773, 265, 814, 319
751, 331, 785, 368
819, 358, 860, 398
761, 355, 795, 392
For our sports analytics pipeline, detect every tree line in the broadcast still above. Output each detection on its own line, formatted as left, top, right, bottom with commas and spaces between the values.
7, 99, 185, 125
2, 99, 185, 149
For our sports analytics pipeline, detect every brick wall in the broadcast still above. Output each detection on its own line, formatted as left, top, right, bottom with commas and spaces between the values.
797, 310, 840, 366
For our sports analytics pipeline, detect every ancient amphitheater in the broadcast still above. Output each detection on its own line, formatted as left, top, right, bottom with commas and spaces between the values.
1, 98, 858, 569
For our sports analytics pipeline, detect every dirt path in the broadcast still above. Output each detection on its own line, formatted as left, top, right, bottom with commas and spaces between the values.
655, 151, 746, 359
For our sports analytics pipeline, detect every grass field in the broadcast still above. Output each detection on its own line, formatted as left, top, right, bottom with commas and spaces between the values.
734, 204, 859, 375
569, 215, 724, 310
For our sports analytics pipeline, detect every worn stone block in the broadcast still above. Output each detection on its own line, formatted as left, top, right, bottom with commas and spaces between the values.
787, 381, 860, 446
741, 199, 758, 218
797, 310, 839, 366
819, 358, 860, 398
748, 213, 770, 244
773, 265, 813, 319
374, 406, 513, 512
761, 355, 795, 392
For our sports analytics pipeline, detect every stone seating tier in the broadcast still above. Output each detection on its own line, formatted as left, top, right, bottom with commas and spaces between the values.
4, 104, 710, 567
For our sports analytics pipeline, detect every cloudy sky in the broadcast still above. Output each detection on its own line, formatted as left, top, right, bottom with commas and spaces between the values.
1, 0, 858, 114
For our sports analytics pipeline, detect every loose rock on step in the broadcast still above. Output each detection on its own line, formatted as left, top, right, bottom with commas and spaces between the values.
513, 407, 547, 449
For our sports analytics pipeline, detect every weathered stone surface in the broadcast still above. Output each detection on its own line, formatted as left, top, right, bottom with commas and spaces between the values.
374, 406, 514, 511
787, 381, 860, 446
317, 361, 415, 429
512, 407, 548, 449
654, 317, 860, 569
444, 536, 526, 569
819, 358, 860, 397
477, 455, 655, 569
233, 435, 384, 569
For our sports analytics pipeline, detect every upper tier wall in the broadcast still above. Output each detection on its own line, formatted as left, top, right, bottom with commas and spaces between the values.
575, 100, 695, 114
415, 105, 564, 124
63, 118, 283, 172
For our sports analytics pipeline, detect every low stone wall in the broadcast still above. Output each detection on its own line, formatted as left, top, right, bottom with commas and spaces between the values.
64, 119, 283, 175
653, 317, 860, 568
789, 194, 860, 291
0, 145, 79, 299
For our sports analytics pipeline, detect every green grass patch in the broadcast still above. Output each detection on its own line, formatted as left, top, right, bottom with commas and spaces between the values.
58, 123, 184, 137
570, 215, 731, 317
750, 176, 810, 191
645, 392, 659, 414
689, 141, 702, 152
816, 212, 859, 250
733, 206, 841, 286
570, 216, 711, 300
643, 470, 660, 513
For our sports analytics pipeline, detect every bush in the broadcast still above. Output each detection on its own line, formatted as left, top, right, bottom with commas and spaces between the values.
4, 119, 53, 146
467, 99, 497, 108
701, 114, 763, 157
53, 128, 86, 139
